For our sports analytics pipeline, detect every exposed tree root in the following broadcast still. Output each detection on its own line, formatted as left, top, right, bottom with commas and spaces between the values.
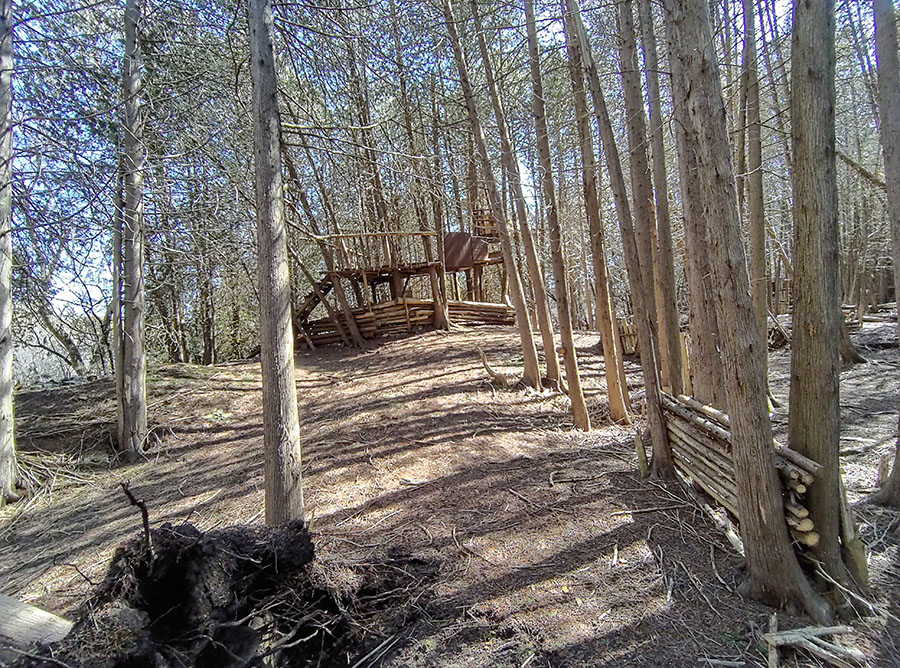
477, 348, 519, 388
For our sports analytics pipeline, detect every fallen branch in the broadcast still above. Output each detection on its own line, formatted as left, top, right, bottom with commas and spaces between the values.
763, 625, 865, 668
477, 348, 518, 388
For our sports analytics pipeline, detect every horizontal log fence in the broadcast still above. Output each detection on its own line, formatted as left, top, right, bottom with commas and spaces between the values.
297, 298, 514, 348
659, 392, 822, 548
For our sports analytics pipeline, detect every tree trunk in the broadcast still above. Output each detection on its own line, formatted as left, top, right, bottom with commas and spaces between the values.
744, 0, 767, 369
562, 5, 631, 423
428, 82, 451, 326
112, 171, 125, 462
390, 0, 447, 329
671, 95, 725, 408
0, 0, 14, 507
618, 0, 660, 338
442, 0, 541, 389
470, 0, 560, 388
248, 0, 304, 525
119, 0, 148, 463
638, 0, 683, 396
567, 0, 671, 473
662, 0, 832, 624
789, 0, 865, 600
525, 0, 590, 429
870, 0, 900, 507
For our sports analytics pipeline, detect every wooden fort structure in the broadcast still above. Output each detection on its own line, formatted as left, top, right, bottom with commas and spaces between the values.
292, 209, 515, 348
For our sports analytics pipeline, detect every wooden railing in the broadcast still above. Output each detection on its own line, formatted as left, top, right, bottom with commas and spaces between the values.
316, 231, 438, 274
472, 208, 499, 240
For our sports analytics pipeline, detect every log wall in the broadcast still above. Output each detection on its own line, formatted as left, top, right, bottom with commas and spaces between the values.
297, 298, 514, 349
660, 393, 822, 548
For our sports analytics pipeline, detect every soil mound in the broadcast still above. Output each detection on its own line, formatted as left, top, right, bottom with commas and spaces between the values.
10, 521, 433, 667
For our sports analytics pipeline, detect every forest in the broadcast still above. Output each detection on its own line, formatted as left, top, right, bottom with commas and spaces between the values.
0, 0, 899, 666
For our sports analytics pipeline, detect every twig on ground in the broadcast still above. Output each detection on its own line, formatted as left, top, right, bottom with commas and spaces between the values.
611, 504, 689, 516
767, 613, 778, 668
119, 481, 152, 555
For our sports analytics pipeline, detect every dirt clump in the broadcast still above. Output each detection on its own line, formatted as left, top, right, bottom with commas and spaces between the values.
10, 521, 432, 668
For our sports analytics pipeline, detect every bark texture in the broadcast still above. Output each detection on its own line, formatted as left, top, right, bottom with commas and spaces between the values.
663, 0, 831, 623
744, 0, 767, 364
789, 0, 862, 597
562, 6, 630, 423
638, 0, 683, 396
872, 0, 900, 507
618, 0, 660, 338
120, 0, 148, 462
0, 0, 13, 507
567, 0, 671, 473
249, 0, 304, 525
525, 0, 590, 429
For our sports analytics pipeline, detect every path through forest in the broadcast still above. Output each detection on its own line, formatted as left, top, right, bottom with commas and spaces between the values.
1, 327, 898, 666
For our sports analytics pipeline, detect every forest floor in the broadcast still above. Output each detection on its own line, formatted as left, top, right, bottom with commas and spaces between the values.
1, 325, 899, 667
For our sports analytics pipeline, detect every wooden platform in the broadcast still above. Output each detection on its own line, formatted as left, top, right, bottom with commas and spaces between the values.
296, 298, 514, 349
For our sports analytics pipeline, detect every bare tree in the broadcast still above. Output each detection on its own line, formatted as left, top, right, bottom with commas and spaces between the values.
871, 0, 900, 508
470, 0, 560, 389
525, 0, 590, 429
618, 0, 660, 345
662, 0, 831, 623
119, 0, 148, 463
442, 0, 542, 389
638, 0, 683, 395
0, 0, 15, 507
562, 4, 630, 423
249, 0, 304, 525
789, 0, 866, 598
744, 0, 767, 368
567, 0, 671, 473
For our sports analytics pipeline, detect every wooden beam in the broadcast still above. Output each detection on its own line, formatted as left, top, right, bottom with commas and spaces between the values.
0, 594, 72, 662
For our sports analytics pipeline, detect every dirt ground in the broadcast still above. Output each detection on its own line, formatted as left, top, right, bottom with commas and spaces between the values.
1, 325, 899, 667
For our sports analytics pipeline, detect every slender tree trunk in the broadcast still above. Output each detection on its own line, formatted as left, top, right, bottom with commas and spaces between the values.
744, 0, 767, 366
562, 5, 630, 423
0, 0, 14, 507
568, 0, 671, 473
757, 0, 792, 174
113, 170, 125, 459
673, 109, 726, 407
470, 0, 559, 387
639, 0, 683, 396
390, 0, 447, 329
663, 0, 831, 623
525, 0, 589, 429
869, 0, 900, 507
789, 0, 864, 599
618, 0, 660, 338
120, 0, 148, 463
248, 0, 303, 525
425, 84, 451, 326
442, 0, 541, 389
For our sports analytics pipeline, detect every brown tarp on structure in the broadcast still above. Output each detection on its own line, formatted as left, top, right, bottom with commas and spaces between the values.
444, 232, 489, 271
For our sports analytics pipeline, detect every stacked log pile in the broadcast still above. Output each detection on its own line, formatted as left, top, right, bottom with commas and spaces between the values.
298, 299, 514, 348
660, 393, 823, 548
447, 300, 515, 325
